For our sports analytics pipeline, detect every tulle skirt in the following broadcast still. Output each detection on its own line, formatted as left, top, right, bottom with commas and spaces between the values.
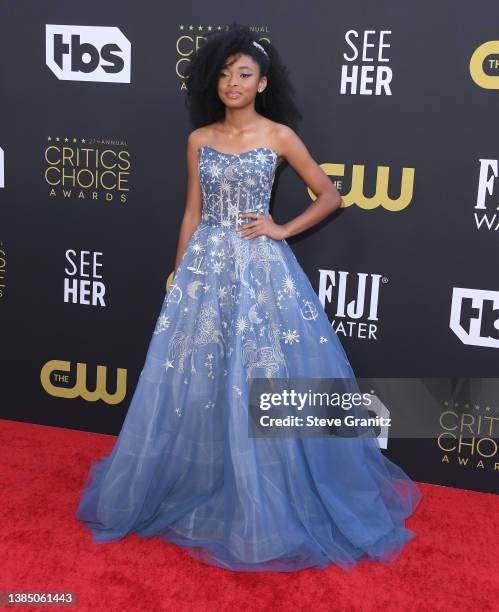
76, 224, 422, 572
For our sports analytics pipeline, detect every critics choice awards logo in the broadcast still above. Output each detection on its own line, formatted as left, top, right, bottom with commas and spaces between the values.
438, 401, 498, 472
44, 135, 131, 203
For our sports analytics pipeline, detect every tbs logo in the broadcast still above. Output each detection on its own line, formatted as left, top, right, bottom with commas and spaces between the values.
45, 24, 131, 83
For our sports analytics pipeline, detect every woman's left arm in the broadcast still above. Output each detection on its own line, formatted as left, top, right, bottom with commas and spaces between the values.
238, 125, 341, 241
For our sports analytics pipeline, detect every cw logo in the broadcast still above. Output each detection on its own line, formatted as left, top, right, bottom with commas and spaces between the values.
166, 270, 175, 292
469, 41, 499, 89
40, 360, 127, 404
309, 162, 415, 211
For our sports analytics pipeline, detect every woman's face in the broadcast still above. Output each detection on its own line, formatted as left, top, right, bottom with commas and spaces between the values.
217, 53, 266, 107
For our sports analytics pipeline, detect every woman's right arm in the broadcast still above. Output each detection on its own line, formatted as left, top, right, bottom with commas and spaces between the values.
173, 131, 203, 274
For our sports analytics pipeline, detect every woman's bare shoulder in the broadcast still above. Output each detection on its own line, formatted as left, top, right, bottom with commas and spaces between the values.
187, 124, 219, 150
266, 121, 300, 164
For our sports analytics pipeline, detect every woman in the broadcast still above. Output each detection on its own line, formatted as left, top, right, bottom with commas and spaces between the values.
76, 23, 422, 573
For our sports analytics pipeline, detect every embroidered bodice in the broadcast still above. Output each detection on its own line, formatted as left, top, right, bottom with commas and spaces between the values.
197, 146, 278, 229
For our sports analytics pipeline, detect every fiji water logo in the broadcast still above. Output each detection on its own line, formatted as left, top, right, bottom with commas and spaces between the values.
475, 158, 499, 231
45, 24, 131, 83
318, 270, 386, 339
450, 287, 499, 349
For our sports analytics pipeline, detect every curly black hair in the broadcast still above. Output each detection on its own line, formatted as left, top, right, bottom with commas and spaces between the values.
184, 23, 303, 131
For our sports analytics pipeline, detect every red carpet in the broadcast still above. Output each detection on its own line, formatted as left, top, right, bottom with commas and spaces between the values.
0, 418, 497, 611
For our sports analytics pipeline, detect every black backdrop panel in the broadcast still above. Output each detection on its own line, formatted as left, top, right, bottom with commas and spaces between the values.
1, 2, 498, 494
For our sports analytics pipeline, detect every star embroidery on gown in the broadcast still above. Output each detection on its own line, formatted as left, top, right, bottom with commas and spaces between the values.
255, 150, 270, 164
162, 359, 174, 371
282, 274, 297, 296
154, 314, 170, 335
243, 176, 257, 188
256, 289, 268, 305
236, 316, 249, 335
218, 286, 228, 300
208, 163, 223, 179
282, 330, 300, 344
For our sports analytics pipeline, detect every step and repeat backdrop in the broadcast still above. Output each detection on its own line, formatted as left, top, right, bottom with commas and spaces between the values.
0, 2, 498, 494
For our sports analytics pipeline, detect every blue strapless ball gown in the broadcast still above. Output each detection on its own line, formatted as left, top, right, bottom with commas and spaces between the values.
75, 145, 422, 572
